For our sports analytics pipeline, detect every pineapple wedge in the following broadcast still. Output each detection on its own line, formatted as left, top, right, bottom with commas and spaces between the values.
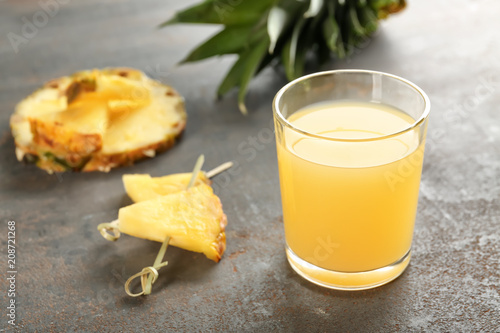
123, 172, 211, 202
118, 183, 227, 262
10, 68, 186, 173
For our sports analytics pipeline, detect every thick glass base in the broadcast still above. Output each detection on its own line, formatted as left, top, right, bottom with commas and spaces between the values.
286, 246, 411, 290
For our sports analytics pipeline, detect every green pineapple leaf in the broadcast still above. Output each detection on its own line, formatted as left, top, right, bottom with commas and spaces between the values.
159, 0, 275, 27
216, 26, 268, 98
267, 0, 307, 54
237, 36, 271, 114
162, 0, 406, 114
349, 5, 366, 37
304, 0, 324, 18
323, 1, 345, 58
180, 25, 254, 64
267, 6, 287, 54
356, 5, 378, 35
282, 16, 306, 81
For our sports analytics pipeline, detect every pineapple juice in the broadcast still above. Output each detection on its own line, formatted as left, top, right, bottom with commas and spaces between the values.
276, 101, 425, 282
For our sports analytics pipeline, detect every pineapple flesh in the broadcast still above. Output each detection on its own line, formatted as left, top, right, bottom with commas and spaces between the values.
10, 68, 186, 173
118, 183, 227, 262
123, 172, 211, 203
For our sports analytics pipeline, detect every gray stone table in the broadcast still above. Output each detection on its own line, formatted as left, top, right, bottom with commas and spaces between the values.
0, 0, 499, 331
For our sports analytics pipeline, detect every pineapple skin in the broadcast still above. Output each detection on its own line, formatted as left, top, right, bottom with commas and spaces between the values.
118, 183, 227, 262
122, 171, 211, 202
10, 67, 187, 173
30, 117, 103, 156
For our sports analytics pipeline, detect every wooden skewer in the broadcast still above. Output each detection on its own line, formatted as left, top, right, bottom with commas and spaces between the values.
206, 161, 233, 179
187, 155, 205, 188
128, 154, 206, 297
97, 220, 120, 241
100, 155, 233, 297
97, 158, 233, 244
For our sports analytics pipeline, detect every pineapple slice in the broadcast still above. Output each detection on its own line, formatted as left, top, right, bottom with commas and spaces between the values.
10, 67, 186, 173
28, 99, 108, 168
11, 77, 104, 170
118, 183, 227, 262
97, 156, 231, 296
122, 172, 211, 202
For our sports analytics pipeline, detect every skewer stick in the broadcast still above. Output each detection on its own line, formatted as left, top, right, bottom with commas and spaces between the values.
187, 155, 205, 188
125, 236, 171, 297
97, 220, 120, 241
206, 161, 233, 179
126, 155, 206, 297
100, 155, 233, 297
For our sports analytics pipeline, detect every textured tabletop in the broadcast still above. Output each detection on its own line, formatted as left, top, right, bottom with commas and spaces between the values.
0, 0, 499, 331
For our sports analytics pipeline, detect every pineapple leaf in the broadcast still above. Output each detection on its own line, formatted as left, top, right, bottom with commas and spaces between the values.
323, 1, 345, 58
267, 6, 288, 54
370, 0, 406, 18
349, 4, 366, 36
217, 27, 268, 98
159, 0, 275, 27
357, 5, 378, 34
282, 16, 306, 80
162, 0, 406, 113
284, 8, 325, 80
267, 0, 306, 54
180, 25, 254, 63
217, 60, 245, 98
316, 33, 332, 65
237, 37, 270, 114
304, 0, 323, 18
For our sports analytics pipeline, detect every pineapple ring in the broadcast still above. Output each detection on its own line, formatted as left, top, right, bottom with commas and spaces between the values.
10, 67, 187, 173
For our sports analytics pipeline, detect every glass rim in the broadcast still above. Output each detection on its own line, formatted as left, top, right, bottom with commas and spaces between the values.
273, 69, 431, 142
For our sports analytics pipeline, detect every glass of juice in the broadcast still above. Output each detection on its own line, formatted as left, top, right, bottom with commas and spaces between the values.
273, 70, 430, 290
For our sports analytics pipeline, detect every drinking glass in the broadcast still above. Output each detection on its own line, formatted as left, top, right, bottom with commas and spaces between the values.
273, 70, 430, 290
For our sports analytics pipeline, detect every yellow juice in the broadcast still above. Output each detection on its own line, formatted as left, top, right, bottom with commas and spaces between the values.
276, 101, 425, 276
